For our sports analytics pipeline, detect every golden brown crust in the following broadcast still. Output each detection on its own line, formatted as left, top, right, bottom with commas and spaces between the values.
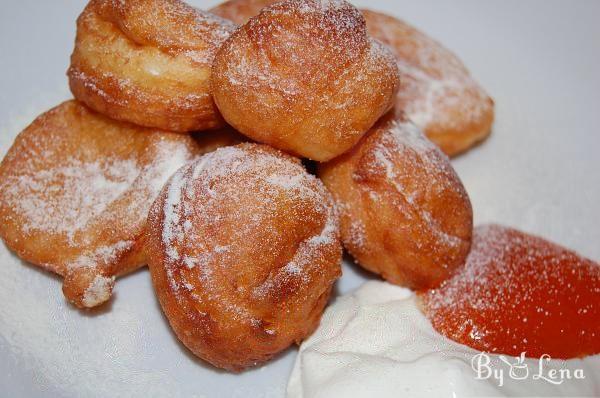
209, 1, 494, 156
146, 143, 342, 370
210, 0, 277, 24
68, 0, 236, 132
362, 10, 494, 157
211, 0, 399, 162
318, 110, 472, 289
0, 100, 213, 308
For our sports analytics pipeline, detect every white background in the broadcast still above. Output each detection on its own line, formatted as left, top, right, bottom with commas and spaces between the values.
1, 0, 599, 396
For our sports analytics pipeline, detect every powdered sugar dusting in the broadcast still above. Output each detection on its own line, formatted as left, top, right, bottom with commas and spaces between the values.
367, 118, 465, 250
69, 69, 212, 112
103, 0, 236, 66
82, 275, 115, 308
1, 132, 195, 252
210, 0, 283, 25
388, 118, 437, 154
213, 0, 398, 160
143, 138, 196, 193
364, 10, 492, 133
0, 101, 199, 284
265, 173, 307, 191
162, 167, 187, 265
347, 218, 366, 251
158, 145, 340, 325
221, 0, 367, 93
299, 0, 347, 13
69, 241, 135, 270
2, 158, 139, 244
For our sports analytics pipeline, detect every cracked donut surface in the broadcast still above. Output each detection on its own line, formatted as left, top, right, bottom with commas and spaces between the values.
145, 143, 342, 370
68, 0, 236, 132
211, 0, 399, 161
318, 109, 472, 289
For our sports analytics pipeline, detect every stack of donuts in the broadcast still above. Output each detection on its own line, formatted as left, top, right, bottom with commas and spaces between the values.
6, 0, 595, 374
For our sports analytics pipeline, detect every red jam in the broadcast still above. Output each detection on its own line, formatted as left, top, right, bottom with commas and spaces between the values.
419, 224, 600, 359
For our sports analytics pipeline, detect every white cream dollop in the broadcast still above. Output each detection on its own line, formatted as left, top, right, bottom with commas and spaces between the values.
287, 281, 600, 397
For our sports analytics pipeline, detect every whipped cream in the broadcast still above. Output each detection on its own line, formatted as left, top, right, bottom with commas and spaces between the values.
287, 281, 600, 397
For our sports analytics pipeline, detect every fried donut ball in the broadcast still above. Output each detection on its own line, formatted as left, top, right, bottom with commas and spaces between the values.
0, 100, 229, 308
211, 0, 400, 162
68, 0, 236, 132
362, 10, 494, 156
146, 143, 342, 370
318, 110, 472, 289
210, 1, 494, 156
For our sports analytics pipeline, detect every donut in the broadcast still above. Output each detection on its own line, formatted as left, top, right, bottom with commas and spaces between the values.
210, 1, 494, 156
210, 0, 276, 24
362, 10, 494, 156
68, 0, 236, 132
211, 0, 400, 162
318, 109, 472, 289
419, 224, 600, 359
146, 143, 342, 370
0, 100, 229, 308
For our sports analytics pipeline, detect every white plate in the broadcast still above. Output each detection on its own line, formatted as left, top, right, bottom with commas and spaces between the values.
1, 0, 599, 397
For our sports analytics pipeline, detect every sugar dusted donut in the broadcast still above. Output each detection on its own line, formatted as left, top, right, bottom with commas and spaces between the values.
211, 0, 400, 162
0, 100, 215, 308
420, 225, 600, 358
318, 110, 472, 289
363, 10, 494, 156
68, 0, 236, 132
146, 143, 342, 370
210, 1, 494, 156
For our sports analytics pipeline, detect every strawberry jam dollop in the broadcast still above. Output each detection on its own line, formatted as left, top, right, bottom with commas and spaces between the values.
419, 224, 600, 359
